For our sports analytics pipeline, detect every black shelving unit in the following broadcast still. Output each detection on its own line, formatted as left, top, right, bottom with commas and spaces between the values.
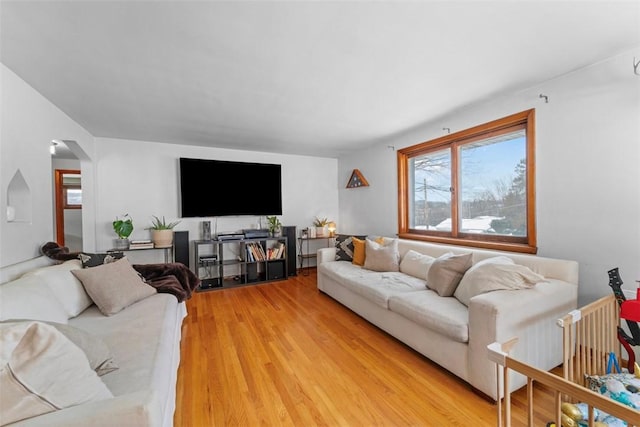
194, 237, 287, 291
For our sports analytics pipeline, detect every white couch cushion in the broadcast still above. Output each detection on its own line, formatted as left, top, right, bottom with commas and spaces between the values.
399, 250, 436, 280
388, 291, 469, 343
0, 322, 112, 426
319, 262, 425, 308
1, 320, 118, 376
21, 260, 92, 318
454, 256, 546, 306
0, 276, 68, 324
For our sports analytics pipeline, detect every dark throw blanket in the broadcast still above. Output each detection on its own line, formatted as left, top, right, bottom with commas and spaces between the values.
132, 263, 200, 302
40, 241, 200, 302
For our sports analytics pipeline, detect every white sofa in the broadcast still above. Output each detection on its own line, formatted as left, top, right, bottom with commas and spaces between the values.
317, 238, 579, 400
0, 257, 186, 427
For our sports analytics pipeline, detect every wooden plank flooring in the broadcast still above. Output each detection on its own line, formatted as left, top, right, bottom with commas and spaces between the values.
175, 270, 559, 426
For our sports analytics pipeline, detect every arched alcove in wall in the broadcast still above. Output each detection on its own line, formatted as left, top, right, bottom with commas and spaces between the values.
6, 169, 32, 223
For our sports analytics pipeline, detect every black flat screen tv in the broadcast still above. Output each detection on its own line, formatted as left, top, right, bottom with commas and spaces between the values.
179, 158, 282, 217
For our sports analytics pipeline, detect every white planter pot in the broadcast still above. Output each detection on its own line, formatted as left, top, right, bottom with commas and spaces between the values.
316, 226, 326, 237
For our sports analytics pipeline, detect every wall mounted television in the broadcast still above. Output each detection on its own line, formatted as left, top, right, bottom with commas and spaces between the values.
179, 158, 282, 217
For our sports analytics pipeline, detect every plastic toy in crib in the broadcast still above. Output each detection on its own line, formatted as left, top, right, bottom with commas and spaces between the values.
549, 377, 640, 427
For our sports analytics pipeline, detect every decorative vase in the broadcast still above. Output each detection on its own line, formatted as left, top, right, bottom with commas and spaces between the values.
316, 226, 326, 237
151, 229, 174, 248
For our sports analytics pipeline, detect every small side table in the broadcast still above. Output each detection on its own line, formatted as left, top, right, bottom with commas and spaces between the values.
297, 236, 334, 276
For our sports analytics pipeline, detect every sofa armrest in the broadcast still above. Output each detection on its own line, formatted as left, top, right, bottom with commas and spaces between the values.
317, 247, 336, 265
468, 279, 578, 398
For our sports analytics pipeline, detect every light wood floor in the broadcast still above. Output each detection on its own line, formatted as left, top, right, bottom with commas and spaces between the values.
175, 270, 559, 426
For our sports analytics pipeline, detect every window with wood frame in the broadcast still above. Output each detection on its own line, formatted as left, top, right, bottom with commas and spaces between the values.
61, 174, 82, 209
397, 109, 536, 253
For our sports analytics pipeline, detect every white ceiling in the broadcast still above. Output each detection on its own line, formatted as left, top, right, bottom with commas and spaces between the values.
1, 1, 639, 158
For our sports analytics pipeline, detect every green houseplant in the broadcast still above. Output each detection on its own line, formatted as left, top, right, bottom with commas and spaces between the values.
266, 216, 282, 237
147, 215, 181, 248
113, 214, 133, 249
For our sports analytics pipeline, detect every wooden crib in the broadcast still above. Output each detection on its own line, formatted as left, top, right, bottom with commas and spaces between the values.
558, 294, 623, 391
489, 294, 640, 427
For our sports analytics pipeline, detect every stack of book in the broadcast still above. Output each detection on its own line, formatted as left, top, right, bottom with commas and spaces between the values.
129, 239, 154, 250
245, 242, 285, 262
245, 242, 266, 262
266, 242, 285, 260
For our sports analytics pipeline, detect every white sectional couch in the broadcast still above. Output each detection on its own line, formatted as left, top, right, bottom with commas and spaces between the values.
317, 238, 579, 400
0, 257, 186, 427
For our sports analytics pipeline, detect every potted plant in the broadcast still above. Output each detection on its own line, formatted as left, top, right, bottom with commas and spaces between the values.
113, 214, 133, 249
266, 216, 282, 237
147, 215, 181, 248
313, 216, 328, 237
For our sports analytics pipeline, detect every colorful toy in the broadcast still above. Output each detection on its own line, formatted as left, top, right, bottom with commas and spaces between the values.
548, 376, 640, 427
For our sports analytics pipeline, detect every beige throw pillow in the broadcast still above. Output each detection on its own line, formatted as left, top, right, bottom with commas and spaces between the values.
0, 322, 113, 426
363, 238, 400, 272
454, 256, 546, 306
426, 252, 473, 296
1, 320, 118, 376
399, 250, 436, 280
72, 258, 156, 316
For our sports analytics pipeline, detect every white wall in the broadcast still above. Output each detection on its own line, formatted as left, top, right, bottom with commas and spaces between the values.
93, 138, 339, 263
1, 62, 339, 269
338, 49, 640, 305
0, 64, 95, 268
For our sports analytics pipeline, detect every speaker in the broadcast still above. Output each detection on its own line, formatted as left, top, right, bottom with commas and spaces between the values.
267, 261, 285, 280
202, 221, 211, 240
281, 226, 297, 276
174, 230, 189, 268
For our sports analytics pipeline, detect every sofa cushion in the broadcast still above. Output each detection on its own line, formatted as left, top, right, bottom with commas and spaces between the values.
1, 320, 118, 376
319, 262, 425, 308
334, 234, 367, 262
0, 321, 113, 425
399, 250, 436, 280
454, 256, 546, 306
363, 238, 400, 272
0, 275, 69, 324
388, 291, 469, 343
72, 258, 157, 316
69, 293, 183, 401
426, 252, 472, 297
21, 259, 92, 318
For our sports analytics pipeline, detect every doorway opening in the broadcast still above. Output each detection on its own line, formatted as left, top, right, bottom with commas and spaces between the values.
54, 169, 82, 251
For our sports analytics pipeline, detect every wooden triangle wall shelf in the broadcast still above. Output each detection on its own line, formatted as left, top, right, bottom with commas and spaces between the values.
346, 169, 369, 189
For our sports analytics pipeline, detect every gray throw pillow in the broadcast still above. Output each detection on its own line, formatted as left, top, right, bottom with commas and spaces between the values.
426, 252, 473, 297
72, 258, 156, 316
